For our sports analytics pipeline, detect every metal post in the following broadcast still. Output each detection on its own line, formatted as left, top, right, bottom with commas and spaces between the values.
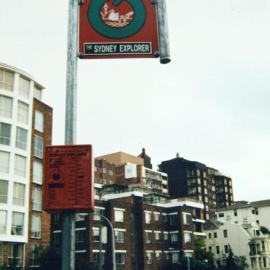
62, 0, 78, 269
157, 0, 171, 64
98, 222, 102, 270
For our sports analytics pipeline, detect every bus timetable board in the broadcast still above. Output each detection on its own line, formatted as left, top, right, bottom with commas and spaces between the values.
43, 145, 94, 212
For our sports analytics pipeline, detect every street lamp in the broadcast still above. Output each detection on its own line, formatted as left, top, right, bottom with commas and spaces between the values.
97, 214, 116, 270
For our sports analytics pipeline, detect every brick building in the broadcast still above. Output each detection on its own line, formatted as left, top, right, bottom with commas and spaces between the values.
95, 151, 168, 197
159, 155, 234, 220
51, 190, 205, 270
0, 63, 52, 268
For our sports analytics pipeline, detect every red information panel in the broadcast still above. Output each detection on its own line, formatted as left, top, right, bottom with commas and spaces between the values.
43, 145, 94, 212
79, 0, 159, 59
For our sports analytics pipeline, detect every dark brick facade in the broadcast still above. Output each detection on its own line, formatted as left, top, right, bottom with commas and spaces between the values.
159, 156, 234, 220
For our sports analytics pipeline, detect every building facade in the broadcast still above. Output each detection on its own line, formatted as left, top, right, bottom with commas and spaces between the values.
95, 151, 169, 196
216, 200, 270, 230
0, 63, 52, 268
51, 190, 205, 270
205, 220, 270, 270
159, 155, 234, 219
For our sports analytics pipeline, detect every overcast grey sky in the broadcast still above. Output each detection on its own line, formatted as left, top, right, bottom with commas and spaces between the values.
1, 0, 270, 201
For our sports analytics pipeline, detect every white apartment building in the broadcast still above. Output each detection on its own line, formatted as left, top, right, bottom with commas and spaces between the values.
205, 200, 270, 270
0, 63, 51, 267
216, 200, 270, 230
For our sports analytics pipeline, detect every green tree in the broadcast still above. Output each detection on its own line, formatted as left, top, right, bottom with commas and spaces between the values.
220, 249, 248, 270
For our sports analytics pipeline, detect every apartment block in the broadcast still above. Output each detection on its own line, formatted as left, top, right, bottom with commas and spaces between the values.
0, 63, 52, 268
159, 155, 234, 219
216, 200, 270, 230
95, 151, 169, 196
51, 189, 205, 270
205, 220, 270, 270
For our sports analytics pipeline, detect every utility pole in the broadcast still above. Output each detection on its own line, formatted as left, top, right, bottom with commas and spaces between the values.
62, 0, 78, 269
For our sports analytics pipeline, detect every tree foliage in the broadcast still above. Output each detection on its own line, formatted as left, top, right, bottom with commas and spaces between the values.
219, 249, 248, 270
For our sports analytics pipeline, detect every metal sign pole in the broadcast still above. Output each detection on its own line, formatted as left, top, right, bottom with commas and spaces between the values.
62, 0, 78, 269
157, 0, 171, 64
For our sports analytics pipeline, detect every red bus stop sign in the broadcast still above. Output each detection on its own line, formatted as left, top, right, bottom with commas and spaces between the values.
43, 145, 94, 212
79, 0, 159, 59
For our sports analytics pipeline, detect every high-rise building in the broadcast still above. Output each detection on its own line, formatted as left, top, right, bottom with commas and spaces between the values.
0, 63, 52, 268
159, 155, 234, 220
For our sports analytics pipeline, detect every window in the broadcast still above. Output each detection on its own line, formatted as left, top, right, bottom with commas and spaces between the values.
216, 246, 220, 254
115, 230, 125, 243
155, 251, 162, 261
93, 207, 104, 221
154, 212, 160, 221
14, 155, 27, 177
208, 233, 212, 239
171, 252, 179, 263
93, 251, 105, 265
263, 257, 267, 268
0, 151, 9, 173
155, 231, 161, 240
33, 161, 43, 184
164, 232, 169, 240
146, 252, 152, 264
0, 180, 8, 203
34, 86, 42, 100
34, 111, 44, 132
75, 229, 86, 243
214, 232, 217, 238
19, 77, 30, 98
32, 187, 42, 211
116, 252, 126, 264
30, 244, 41, 267
223, 229, 228, 238
163, 213, 168, 223
234, 209, 237, 216
93, 227, 100, 242
17, 101, 29, 124
16, 127, 28, 150
34, 135, 44, 158
164, 252, 170, 261
224, 245, 229, 254
0, 69, 14, 91
8, 243, 23, 267
183, 213, 192, 225
218, 213, 224, 217
13, 183, 25, 206
0, 95, 12, 118
0, 122, 11, 145
146, 231, 152, 243
114, 209, 124, 222
11, 212, 24, 236
168, 214, 178, 226
145, 211, 151, 224
184, 232, 192, 244
31, 215, 41, 239
0, 210, 7, 234
171, 232, 179, 242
